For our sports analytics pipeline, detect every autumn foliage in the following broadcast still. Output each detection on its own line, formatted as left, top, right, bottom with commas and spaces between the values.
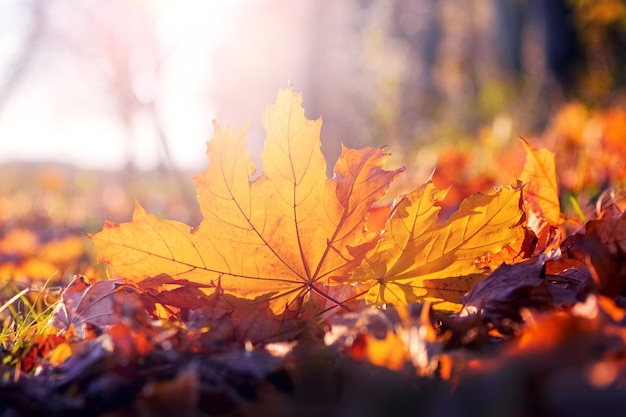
2, 88, 626, 415
90, 89, 524, 333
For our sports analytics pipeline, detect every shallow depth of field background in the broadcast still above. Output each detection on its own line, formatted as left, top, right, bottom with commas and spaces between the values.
0, 0, 625, 230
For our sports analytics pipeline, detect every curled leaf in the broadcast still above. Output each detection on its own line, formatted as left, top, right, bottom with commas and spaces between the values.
49, 275, 145, 337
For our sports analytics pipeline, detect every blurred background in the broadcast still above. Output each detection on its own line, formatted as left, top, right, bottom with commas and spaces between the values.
1, 0, 626, 231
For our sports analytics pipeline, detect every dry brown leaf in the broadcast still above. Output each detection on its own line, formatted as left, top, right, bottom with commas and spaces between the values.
552, 211, 626, 297
49, 275, 145, 338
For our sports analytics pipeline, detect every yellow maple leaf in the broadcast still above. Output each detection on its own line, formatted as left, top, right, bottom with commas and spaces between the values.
353, 181, 524, 311
91, 88, 402, 315
519, 139, 561, 226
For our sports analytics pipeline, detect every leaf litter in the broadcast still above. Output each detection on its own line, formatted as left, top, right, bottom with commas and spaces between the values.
2, 88, 626, 415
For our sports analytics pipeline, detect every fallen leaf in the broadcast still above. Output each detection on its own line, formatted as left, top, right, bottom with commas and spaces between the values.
0, 228, 87, 282
107, 322, 152, 360
136, 273, 215, 321
355, 330, 407, 371
353, 182, 524, 311
15, 333, 66, 373
546, 103, 626, 193
462, 257, 550, 320
47, 342, 73, 367
552, 211, 626, 297
462, 255, 592, 323
91, 88, 401, 316
49, 275, 146, 338
583, 210, 626, 252
431, 145, 499, 218
519, 139, 561, 227
329, 304, 448, 375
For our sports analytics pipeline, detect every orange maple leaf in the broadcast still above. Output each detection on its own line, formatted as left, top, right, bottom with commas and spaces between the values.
517, 138, 563, 254
91, 88, 402, 315
519, 139, 561, 227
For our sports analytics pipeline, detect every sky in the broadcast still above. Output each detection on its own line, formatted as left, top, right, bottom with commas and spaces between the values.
0, 0, 253, 171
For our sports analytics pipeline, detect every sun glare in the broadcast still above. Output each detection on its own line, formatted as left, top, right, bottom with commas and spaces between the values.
0, 0, 255, 170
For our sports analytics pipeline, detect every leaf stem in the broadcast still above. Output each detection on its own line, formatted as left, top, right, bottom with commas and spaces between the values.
309, 283, 353, 312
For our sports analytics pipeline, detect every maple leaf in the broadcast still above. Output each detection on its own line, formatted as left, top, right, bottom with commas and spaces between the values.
91, 88, 401, 315
353, 182, 524, 311
519, 139, 561, 227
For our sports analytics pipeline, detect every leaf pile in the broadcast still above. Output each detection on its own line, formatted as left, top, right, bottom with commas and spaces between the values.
2, 88, 626, 416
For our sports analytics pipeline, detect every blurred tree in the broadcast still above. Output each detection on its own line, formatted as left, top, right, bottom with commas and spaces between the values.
389, 0, 442, 143
540, 0, 582, 90
211, 0, 623, 172
38, 0, 174, 171
0, 0, 200, 175
568, 0, 626, 102
0, 0, 198, 207
494, 0, 525, 77
2, 0, 624, 176
0, 0, 47, 111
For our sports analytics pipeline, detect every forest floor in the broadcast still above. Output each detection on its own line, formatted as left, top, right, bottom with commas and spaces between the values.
2, 96, 626, 416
